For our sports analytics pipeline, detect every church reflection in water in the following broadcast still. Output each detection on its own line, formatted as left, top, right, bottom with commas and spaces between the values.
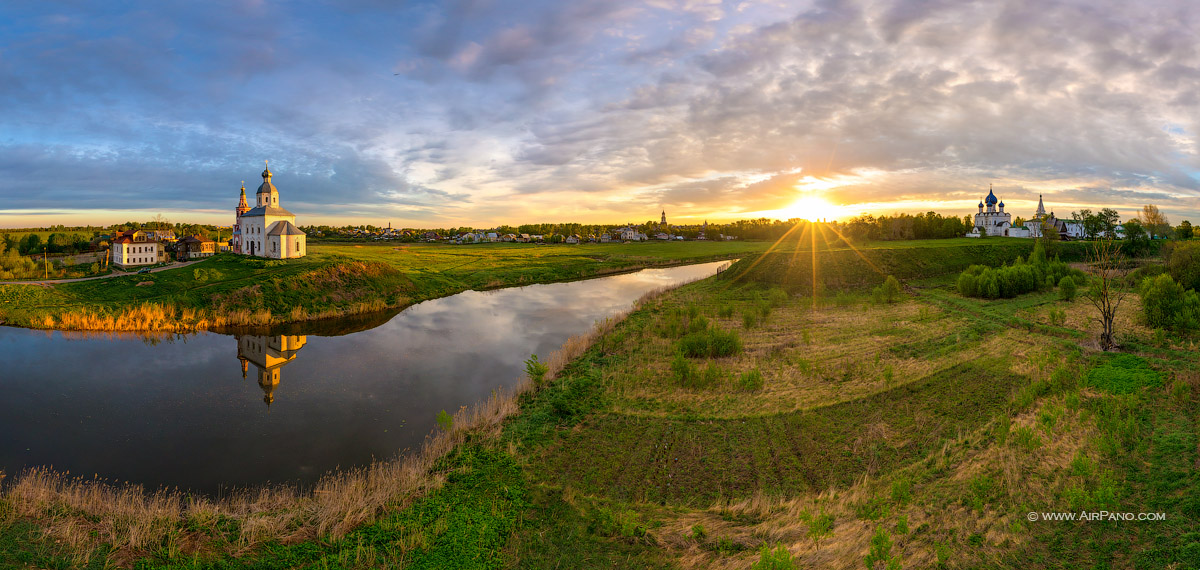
236, 335, 308, 407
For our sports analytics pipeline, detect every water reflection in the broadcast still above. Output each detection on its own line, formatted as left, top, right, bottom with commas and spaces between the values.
237, 335, 308, 407
0, 260, 730, 494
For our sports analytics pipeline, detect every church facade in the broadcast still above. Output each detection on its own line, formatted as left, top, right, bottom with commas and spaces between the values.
966, 188, 1088, 240
234, 162, 307, 259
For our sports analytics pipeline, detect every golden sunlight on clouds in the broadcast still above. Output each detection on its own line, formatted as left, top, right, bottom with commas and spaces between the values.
781, 195, 843, 222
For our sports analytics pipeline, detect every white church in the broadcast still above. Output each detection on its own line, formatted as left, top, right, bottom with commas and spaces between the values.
233, 162, 307, 258
966, 186, 1085, 239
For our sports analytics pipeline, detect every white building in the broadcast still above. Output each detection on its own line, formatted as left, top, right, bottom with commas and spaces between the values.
235, 162, 307, 259
967, 185, 1015, 237
110, 229, 161, 268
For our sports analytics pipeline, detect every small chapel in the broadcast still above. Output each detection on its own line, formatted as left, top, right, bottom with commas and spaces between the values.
233, 161, 306, 259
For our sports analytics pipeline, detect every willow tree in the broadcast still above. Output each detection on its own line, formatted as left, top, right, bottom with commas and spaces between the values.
1084, 236, 1131, 351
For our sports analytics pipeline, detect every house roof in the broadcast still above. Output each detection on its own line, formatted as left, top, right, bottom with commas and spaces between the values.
178, 235, 214, 244
267, 220, 305, 236
241, 205, 295, 217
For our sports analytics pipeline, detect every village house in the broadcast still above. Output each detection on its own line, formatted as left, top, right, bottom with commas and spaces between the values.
176, 235, 217, 260
110, 229, 161, 268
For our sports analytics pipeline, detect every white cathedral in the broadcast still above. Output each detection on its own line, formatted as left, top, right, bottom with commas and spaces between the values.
233, 162, 307, 258
966, 185, 1059, 239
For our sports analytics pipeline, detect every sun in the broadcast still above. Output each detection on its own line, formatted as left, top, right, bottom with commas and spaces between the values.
784, 195, 842, 222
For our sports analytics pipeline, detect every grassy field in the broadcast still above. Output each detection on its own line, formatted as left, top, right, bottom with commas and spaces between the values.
3, 239, 1195, 569
0, 240, 767, 331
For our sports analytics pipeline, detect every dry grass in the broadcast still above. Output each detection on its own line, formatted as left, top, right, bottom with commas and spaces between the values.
642, 393, 1097, 570
606, 297, 982, 418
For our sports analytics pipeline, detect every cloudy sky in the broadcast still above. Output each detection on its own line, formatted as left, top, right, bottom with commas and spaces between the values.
1, 0, 1198, 228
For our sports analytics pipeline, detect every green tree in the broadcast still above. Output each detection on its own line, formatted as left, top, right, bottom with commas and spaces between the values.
1059, 275, 1077, 301
1167, 241, 1200, 291
1176, 220, 1194, 240
864, 526, 901, 570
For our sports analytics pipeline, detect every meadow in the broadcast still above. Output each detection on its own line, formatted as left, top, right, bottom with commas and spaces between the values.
2, 237, 1195, 569
0, 240, 767, 331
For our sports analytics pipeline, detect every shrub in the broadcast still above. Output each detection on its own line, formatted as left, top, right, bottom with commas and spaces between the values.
737, 368, 764, 391
957, 257, 1083, 299
872, 275, 903, 304
752, 543, 795, 570
718, 304, 734, 318
524, 354, 549, 386
768, 287, 790, 307
890, 477, 912, 505
671, 351, 699, 387
435, 409, 453, 431
678, 327, 743, 358
1140, 274, 1200, 330
1047, 307, 1066, 326
742, 312, 758, 328
1167, 241, 1200, 291
1058, 275, 1077, 301
864, 526, 900, 570
690, 523, 707, 541
687, 315, 710, 334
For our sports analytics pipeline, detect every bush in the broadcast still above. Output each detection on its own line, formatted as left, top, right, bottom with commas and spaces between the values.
677, 327, 743, 358
524, 354, 549, 386
864, 526, 900, 570
1140, 274, 1200, 330
957, 256, 1084, 299
752, 543, 795, 570
872, 275, 903, 304
1058, 275, 1077, 301
671, 351, 699, 387
1167, 241, 1200, 291
737, 368, 764, 391
717, 304, 734, 318
741, 311, 758, 328
435, 409, 453, 431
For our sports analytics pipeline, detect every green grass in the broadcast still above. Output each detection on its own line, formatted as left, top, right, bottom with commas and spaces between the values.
0, 241, 764, 330
530, 360, 1025, 506
6, 238, 1198, 569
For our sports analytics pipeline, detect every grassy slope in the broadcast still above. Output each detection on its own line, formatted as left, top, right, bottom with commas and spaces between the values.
4, 239, 1196, 569
0, 241, 766, 330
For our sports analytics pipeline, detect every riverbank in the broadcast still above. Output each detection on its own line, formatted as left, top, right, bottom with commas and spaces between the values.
7, 240, 1194, 568
0, 263, 728, 569
0, 241, 766, 332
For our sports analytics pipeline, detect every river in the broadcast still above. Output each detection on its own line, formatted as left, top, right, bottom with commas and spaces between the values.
0, 261, 728, 495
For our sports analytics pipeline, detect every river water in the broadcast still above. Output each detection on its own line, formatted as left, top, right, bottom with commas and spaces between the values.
0, 261, 728, 495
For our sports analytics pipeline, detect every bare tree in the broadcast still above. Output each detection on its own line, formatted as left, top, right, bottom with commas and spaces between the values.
1141, 204, 1170, 239
1084, 236, 1131, 351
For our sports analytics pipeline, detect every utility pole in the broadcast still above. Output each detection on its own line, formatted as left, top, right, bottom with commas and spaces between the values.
43, 246, 48, 279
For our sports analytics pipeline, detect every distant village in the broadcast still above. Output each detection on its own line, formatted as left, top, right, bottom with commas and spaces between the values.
322, 212, 738, 245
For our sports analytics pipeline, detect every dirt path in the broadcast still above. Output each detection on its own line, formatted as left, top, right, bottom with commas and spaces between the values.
1, 260, 203, 285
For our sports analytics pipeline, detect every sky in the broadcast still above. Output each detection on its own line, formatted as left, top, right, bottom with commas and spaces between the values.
1, 0, 1198, 228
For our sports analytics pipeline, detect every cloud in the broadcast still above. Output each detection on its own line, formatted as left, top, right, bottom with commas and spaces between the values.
0, 0, 1197, 227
